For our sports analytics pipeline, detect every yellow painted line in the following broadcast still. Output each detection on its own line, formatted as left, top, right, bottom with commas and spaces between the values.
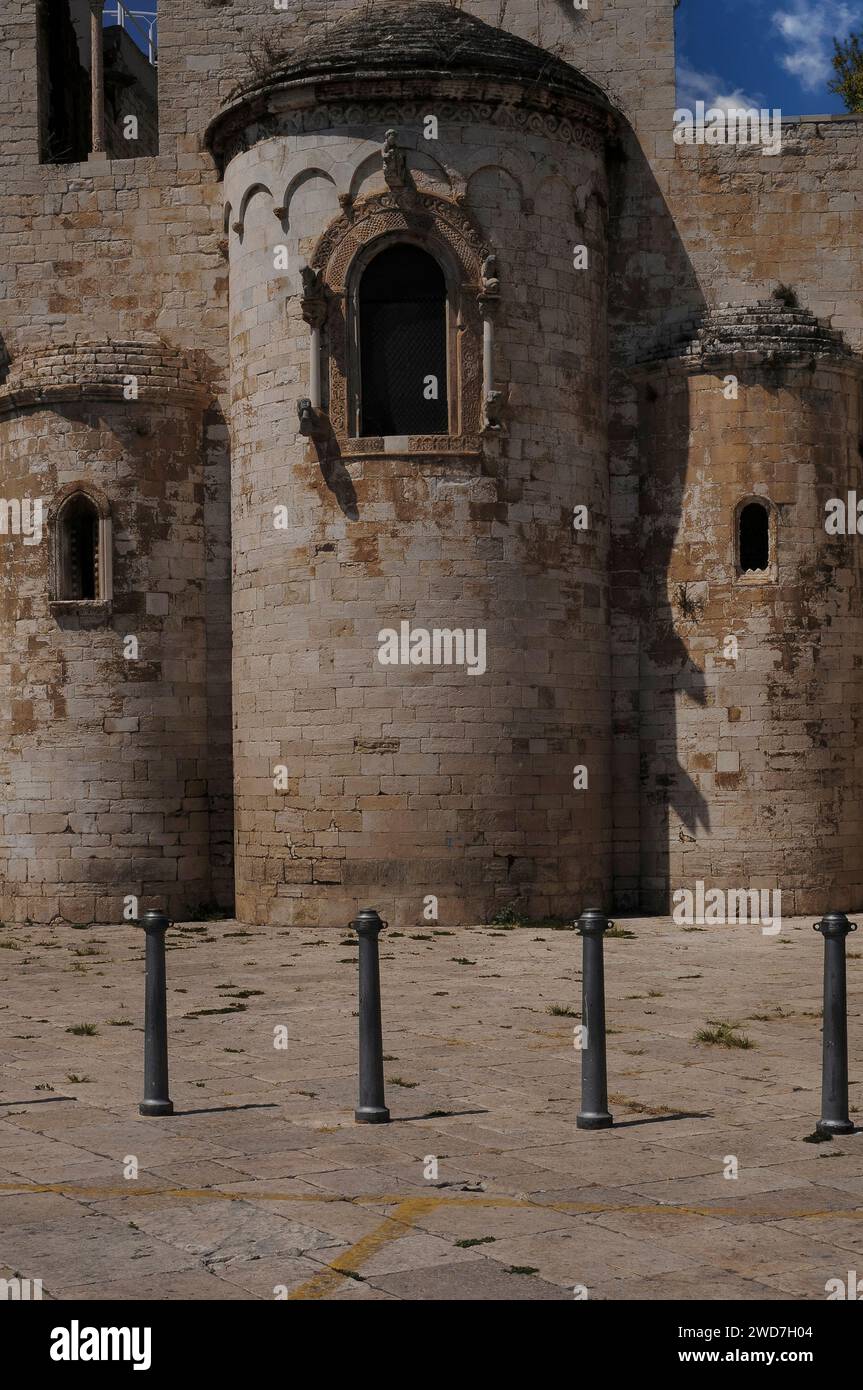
0, 1180, 860, 1223
288, 1197, 433, 1300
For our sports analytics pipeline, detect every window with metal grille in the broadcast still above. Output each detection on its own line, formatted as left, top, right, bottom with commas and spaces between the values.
60, 494, 100, 599
359, 245, 449, 437
739, 500, 770, 573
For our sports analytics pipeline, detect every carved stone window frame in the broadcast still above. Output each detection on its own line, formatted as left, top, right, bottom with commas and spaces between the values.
310, 191, 491, 458
49, 480, 113, 615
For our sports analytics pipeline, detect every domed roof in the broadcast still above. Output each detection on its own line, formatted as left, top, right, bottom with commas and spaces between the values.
283, 3, 605, 101
218, 1, 612, 114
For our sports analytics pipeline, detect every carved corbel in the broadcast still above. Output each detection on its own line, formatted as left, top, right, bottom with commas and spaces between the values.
297, 397, 326, 439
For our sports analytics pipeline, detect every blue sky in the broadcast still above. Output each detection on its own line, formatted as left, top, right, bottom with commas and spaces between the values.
676, 0, 863, 116
103, 3, 157, 55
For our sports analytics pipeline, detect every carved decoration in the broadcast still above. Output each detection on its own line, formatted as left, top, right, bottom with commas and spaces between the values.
483, 389, 505, 432
297, 397, 315, 434
297, 397, 327, 439
382, 129, 413, 196
480, 254, 500, 296
299, 265, 327, 328
213, 97, 612, 167
478, 252, 501, 313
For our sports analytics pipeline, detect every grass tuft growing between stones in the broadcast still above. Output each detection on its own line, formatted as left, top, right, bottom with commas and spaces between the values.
66, 1022, 99, 1036
694, 1020, 753, 1049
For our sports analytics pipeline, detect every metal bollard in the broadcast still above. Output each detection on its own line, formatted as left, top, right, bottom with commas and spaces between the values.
576, 908, 614, 1131
352, 907, 390, 1124
814, 911, 857, 1137
137, 909, 174, 1117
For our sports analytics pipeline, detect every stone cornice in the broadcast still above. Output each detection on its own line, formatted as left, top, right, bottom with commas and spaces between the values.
0, 339, 210, 416
206, 76, 617, 171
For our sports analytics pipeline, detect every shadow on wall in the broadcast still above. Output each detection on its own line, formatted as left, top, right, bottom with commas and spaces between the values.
606, 121, 708, 914
314, 430, 360, 521
202, 397, 236, 911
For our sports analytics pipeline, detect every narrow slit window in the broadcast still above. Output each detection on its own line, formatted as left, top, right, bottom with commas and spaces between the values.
60, 494, 100, 599
359, 244, 448, 437
739, 501, 770, 574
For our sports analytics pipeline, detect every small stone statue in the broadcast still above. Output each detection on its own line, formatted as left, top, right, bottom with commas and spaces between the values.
483, 389, 504, 431
383, 129, 411, 193
480, 254, 500, 298
297, 398, 315, 436
299, 265, 326, 328
300, 265, 323, 299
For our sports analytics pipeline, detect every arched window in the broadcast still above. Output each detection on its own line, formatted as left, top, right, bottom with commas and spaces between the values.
52, 488, 112, 605
738, 500, 770, 574
59, 493, 99, 598
358, 244, 448, 437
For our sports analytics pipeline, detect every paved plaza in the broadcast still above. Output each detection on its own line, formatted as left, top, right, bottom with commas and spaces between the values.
1, 913, 861, 1301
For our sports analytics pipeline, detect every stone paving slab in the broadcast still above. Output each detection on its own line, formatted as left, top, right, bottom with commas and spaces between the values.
0, 913, 861, 1301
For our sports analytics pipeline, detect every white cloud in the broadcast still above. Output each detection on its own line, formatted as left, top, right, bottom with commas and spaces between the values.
677, 59, 763, 113
771, 0, 859, 93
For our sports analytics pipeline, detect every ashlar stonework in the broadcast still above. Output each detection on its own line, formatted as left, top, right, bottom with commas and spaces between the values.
0, 1, 861, 926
